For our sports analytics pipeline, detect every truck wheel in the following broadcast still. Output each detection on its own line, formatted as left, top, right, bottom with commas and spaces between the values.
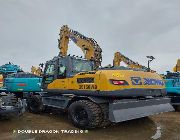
68, 100, 102, 129
99, 104, 111, 128
27, 95, 44, 114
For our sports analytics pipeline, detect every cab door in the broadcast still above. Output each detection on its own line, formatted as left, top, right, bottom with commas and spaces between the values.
42, 62, 56, 89
49, 57, 68, 89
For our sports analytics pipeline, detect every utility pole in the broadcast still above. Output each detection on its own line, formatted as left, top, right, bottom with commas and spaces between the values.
146, 56, 155, 72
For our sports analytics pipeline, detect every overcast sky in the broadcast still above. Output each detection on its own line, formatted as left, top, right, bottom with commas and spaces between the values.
0, 0, 179, 73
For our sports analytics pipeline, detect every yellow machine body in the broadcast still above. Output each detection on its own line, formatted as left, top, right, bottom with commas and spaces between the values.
47, 69, 165, 93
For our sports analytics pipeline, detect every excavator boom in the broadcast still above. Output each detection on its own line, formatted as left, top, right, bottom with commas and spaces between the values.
173, 59, 180, 72
58, 25, 102, 69
31, 66, 42, 76
113, 52, 154, 71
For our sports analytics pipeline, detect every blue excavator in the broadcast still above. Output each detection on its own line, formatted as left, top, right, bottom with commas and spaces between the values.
164, 59, 180, 109
0, 62, 23, 77
0, 62, 23, 91
164, 72, 180, 109
0, 62, 25, 118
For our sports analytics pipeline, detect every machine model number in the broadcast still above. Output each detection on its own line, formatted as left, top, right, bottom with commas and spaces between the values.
112, 73, 124, 78
79, 84, 97, 90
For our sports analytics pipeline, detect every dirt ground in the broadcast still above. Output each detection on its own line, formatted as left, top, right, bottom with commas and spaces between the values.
0, 111, 180, 140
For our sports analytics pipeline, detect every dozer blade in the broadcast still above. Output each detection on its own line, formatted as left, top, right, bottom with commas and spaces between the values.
109, 97, 174, 123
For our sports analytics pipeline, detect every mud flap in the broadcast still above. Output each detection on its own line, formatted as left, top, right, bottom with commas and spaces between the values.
109, 97, 174, 123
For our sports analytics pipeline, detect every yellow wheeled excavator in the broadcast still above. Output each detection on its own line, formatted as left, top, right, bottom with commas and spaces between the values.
27, 25, 174, 129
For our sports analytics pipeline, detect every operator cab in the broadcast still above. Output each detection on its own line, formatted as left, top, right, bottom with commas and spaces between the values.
165, 71, 180, 79
42, 56, 94, 88
0, 62, 23, 78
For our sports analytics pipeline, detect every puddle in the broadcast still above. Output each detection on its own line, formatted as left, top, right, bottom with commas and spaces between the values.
151, 125, 162, 139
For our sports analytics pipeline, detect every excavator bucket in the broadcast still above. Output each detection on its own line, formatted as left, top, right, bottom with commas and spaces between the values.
109, 97, 174, 123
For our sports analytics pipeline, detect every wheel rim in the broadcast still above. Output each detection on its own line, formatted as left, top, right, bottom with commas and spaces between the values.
73, 107, 88, 126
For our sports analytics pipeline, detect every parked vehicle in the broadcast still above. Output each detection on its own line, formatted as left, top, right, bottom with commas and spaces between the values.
164, 72, 180, 109
4, 72, 42, 98
27, 25, 174, 129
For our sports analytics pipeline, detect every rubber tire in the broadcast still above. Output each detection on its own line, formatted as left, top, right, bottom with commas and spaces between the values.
27, 95, 44, 114
99, 104, 111, 128
68, 100, 102, 129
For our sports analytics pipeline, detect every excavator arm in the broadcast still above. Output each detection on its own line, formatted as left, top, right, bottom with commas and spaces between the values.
0, 74, 3, 88
31, 66, 42, 76
58, 25, 102, 69
173, 59, 180, 72
113, 52, 150, 70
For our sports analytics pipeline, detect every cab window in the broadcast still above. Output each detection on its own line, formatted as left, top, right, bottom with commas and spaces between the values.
6, 73, 16, 78
73, 59, 93, 73
45, 65, 55, 75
